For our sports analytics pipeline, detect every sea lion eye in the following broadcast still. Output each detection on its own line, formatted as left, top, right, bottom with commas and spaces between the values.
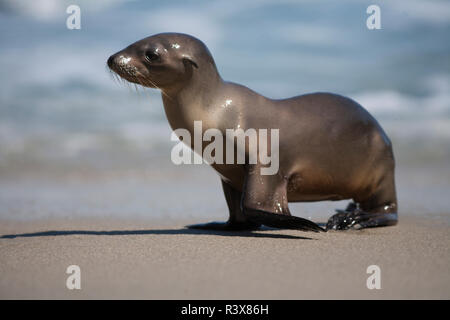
145, 51, 159, 62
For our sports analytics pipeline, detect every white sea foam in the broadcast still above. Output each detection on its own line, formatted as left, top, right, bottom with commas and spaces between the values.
0, 0, 448, 167
355, 74, 450, 118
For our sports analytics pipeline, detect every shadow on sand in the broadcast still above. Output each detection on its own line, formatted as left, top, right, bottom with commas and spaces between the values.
0, 225, 320, 240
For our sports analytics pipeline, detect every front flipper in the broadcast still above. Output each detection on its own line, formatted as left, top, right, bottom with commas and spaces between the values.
187, 221, 261, 231
242, 165, 324, 233
327, 203, 398, 230
186, 180, 261, 231
245, 208, 324, 232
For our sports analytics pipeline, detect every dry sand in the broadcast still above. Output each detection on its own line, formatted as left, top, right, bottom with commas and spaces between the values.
0, 216, 448, 299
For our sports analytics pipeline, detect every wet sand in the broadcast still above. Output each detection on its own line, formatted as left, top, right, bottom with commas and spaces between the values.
0, 216, 449, 299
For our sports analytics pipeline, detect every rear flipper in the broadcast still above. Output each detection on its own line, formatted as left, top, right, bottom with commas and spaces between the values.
326, 202, 398, 230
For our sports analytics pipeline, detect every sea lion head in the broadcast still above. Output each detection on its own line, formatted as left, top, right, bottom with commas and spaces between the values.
107, 33, 215, 90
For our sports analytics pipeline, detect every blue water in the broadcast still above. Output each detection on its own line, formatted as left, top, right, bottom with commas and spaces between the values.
0, 0, 449, 166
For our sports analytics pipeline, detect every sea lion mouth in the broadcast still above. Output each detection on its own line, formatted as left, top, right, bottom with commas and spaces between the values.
107, 54, 156, 88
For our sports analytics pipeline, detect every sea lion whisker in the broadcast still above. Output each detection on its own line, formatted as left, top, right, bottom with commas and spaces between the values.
144, 77, 173, 101
134, 76, 153, 101
107, 68, 121, 86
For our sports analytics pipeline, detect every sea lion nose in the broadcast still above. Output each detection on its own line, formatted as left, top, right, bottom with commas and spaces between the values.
107, 54, 116, 68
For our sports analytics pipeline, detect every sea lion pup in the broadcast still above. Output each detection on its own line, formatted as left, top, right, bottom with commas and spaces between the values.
107, 32, 398, 232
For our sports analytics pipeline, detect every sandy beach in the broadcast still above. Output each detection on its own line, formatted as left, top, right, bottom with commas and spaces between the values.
0, 161, 450, 299
0, 216, 448, 299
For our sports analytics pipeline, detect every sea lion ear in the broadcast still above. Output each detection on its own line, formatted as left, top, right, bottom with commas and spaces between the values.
182, 55, 198, 69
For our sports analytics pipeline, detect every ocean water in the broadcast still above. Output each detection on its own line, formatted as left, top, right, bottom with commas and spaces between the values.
0, 0, 449, 220
1, 0, 449, 166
